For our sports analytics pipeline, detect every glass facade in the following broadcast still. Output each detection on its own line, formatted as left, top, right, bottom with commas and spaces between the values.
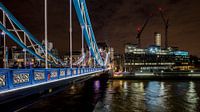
124, 44, 190, 72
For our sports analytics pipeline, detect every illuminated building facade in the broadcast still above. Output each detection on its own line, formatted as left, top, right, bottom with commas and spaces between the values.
64, 51, 81, 66
0, 47, 3, 67
113, 53, 124, 71
124, 43, 190, 72
10, 46, 36, 67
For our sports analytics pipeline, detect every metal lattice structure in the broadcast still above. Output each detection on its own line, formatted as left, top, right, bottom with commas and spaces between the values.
0, 1, 110, 94
73, 0, 104, 66
0, 3, 64, 66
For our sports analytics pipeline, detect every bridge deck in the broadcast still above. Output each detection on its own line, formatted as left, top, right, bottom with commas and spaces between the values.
0, 68, 104, 94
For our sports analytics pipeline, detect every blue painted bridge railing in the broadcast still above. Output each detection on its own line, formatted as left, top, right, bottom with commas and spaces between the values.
0, 68, 104, 94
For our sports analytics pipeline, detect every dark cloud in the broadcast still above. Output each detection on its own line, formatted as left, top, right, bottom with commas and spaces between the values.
1, 0, 200, 57
168, 0, 183, 5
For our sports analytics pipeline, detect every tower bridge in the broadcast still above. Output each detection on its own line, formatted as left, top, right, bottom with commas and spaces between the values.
0, 0, 111, 100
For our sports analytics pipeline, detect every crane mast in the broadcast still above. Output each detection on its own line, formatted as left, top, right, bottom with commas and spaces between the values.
159, 8, 169, 49
135, 15, 152, 48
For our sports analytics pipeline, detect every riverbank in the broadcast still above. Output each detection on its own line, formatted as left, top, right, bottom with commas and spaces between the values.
110, 72, 200, 80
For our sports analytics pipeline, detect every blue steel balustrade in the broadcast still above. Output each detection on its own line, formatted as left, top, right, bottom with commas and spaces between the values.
0, 68, 104, 94
0, 0, 109, 95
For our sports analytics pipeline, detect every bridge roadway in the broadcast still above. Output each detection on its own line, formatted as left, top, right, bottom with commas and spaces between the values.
0, 67, 106, 104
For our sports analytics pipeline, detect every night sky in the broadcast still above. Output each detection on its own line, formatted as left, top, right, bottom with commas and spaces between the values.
1, 0, 200, 57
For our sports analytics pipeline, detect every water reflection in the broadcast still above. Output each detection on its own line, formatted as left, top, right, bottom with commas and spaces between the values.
145, 82, 169, 111
94, 80, 100, 92
20, 79, 200, 112
94, 80, 200, 112
184, 81, 199, 112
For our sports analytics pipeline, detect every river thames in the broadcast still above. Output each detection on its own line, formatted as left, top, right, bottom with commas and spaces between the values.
19, 78, 200, 112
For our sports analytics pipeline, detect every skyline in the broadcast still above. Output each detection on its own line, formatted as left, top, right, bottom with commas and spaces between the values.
1, 0, 200, 57
1, 1, 200, 111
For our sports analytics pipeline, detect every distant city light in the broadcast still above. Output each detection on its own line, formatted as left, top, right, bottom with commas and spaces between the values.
137, 27, 141, 32
148, 47, 159, 54
158, 7, 162, 11
174, 51, 189, 56
1, 31, 5, 35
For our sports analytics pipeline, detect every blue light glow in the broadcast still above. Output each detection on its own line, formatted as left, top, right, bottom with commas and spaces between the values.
174, 51, 189, 56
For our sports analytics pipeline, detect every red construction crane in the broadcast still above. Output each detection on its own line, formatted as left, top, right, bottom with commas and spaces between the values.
135, 14, 152, 48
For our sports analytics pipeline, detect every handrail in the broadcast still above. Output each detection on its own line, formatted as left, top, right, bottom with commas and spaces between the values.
0, 68, 104, 94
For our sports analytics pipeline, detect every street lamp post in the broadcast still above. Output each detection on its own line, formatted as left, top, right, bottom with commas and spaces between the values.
81, 26, 84, 67
69, 0, 73, 68
3, 11, 7, 68
24, 33, 27, 67
45, 0, 48, 69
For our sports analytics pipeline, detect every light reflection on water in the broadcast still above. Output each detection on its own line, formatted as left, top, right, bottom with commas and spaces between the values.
184, 81, 199, 112
94, 80, 200, 112
20, 79, 200, 112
